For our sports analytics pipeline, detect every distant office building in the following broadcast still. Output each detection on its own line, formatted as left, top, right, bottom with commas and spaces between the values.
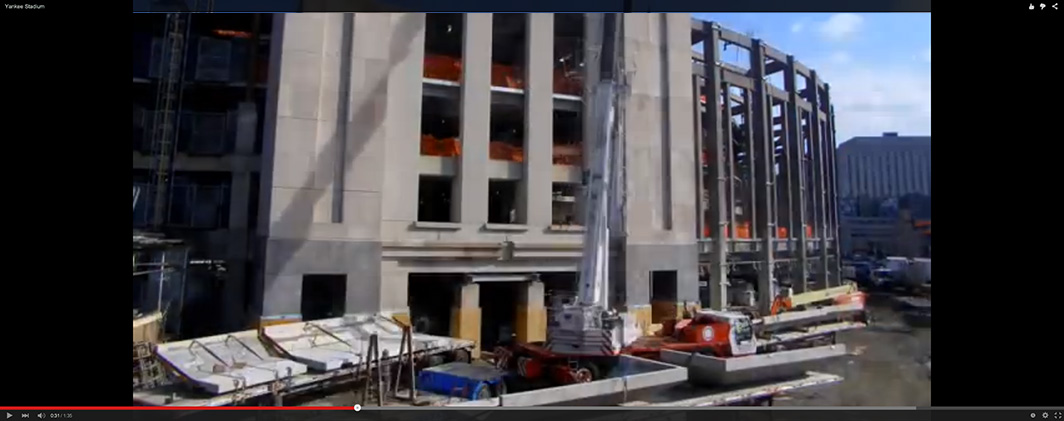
836, 133, 931, 200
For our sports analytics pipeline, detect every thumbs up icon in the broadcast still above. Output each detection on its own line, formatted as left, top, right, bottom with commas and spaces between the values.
1030, 3, 1036, 8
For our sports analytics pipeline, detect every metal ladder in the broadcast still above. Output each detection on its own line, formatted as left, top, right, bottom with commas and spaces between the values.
148, 13, 188, 228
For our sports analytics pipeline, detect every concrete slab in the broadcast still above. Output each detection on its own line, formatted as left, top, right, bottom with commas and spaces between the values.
660, 345, 847, 386
262, 314, 474, 372
451, 355, 688, 407
758, 302, 865, 331
619, 371, 843, 407
154, 330, 308, 395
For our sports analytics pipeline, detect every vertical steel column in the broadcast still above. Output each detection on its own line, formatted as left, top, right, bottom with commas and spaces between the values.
808, 71, 829, 288
751, 40, 776, 314
784, 55, 808, 292
823, 87, 841, 284
702, 22, 728, 311
779, 100, 794, 249
742, 89, 757, 235
692, 74, 705, 243
723, 83, 737, 241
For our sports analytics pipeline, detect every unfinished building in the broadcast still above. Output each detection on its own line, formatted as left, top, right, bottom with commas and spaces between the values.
691, 21, 841, 311
131, 13, 839, 351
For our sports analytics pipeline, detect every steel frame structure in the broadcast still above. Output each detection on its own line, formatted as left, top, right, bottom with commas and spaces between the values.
691, 20, 841, 312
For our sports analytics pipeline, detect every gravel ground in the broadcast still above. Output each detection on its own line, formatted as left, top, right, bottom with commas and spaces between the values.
774, 294, 932, 407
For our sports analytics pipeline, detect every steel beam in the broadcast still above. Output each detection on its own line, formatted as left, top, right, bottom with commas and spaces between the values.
722, 69, 754, 91
693, 74, 706, 245
702, 24, 729, 311
808, 71, 830, 288
751, 40, 777, 315
723, 83, 738, 242
824, 97, 841, 285
784, 55, 809, 293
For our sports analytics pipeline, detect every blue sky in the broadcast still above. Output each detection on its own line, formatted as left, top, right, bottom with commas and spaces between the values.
692, 13, 931, 143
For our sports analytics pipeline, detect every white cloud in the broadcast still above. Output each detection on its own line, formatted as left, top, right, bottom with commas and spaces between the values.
815, 58, 931, 143
921, 46, 931, 63
817, 13, 864, 42
790, 22, 805, 33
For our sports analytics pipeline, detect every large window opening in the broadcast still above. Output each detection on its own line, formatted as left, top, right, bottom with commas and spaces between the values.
418, 175, 456, 223
491, 14, 527, 89
423, 14, 464, 82
420, 96, 462, 158
650, 270, 678, 323
488, 179, 520, 224
422, 14, 465, 160
301, 274, 347, 321
552, 182, 580, 226
489, 103, 525, 162
553, 14, 585, 96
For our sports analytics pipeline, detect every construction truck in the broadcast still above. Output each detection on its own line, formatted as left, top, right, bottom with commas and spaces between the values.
623, 284, 867, 361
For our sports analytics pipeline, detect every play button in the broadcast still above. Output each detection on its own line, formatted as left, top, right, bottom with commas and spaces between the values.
6, 413, 11, 419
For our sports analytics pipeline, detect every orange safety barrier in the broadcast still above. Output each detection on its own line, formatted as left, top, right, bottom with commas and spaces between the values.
706, 225, 794, 239
490, 141, 524, 162
553, 68, 583, 96
420, 135, 462, 157
736, 223, 752, 239
492, 64, 525, 89
424, 55, 462, 81
703, 225, 731, 238
552, 144, 583, 166
704, 223, 752, 239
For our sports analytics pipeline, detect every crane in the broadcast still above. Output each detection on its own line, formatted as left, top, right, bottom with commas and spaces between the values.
545, 13, 631, 357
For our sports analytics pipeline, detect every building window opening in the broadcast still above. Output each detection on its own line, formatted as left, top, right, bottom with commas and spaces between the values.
480, 281, 519, 350
301, 274, 347, 321
489, 102, 525, 162
420, 96, 462, 158
553, 14, 584, 96
423, 14, 464, 82
491, 14, 527, 89
552, 182, 581, 226
488, 180, 520, 224
166, 171, 232, 230
408, 274, 461, 336
650, 271, 679, 323
553, 109, 583, 167
418, 175, 456, 223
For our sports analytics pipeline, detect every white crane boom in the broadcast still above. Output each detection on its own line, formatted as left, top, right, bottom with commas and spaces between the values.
546, 13, 636, 356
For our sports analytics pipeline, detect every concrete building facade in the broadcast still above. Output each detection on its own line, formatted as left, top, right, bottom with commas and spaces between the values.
253, 12, 700, 351
133, 13, 841, 351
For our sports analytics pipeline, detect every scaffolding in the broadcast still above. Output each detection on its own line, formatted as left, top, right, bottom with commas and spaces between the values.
148, 13, 191, 228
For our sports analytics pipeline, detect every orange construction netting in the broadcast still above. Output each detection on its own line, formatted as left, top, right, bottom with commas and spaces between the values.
702, 224, 811, 239
552, 144, 583, 166
420, 135, 462, 157
490, 141, 524, 162
492, 64, 525, 89
424, 55, 462, 81
553, 68, 583, 96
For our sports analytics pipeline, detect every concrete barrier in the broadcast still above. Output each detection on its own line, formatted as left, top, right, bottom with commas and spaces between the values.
661, 345, 847, 386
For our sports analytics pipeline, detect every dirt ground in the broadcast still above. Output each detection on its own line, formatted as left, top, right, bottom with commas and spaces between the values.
298, 294, 932, 408
774, 294, 932, 407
